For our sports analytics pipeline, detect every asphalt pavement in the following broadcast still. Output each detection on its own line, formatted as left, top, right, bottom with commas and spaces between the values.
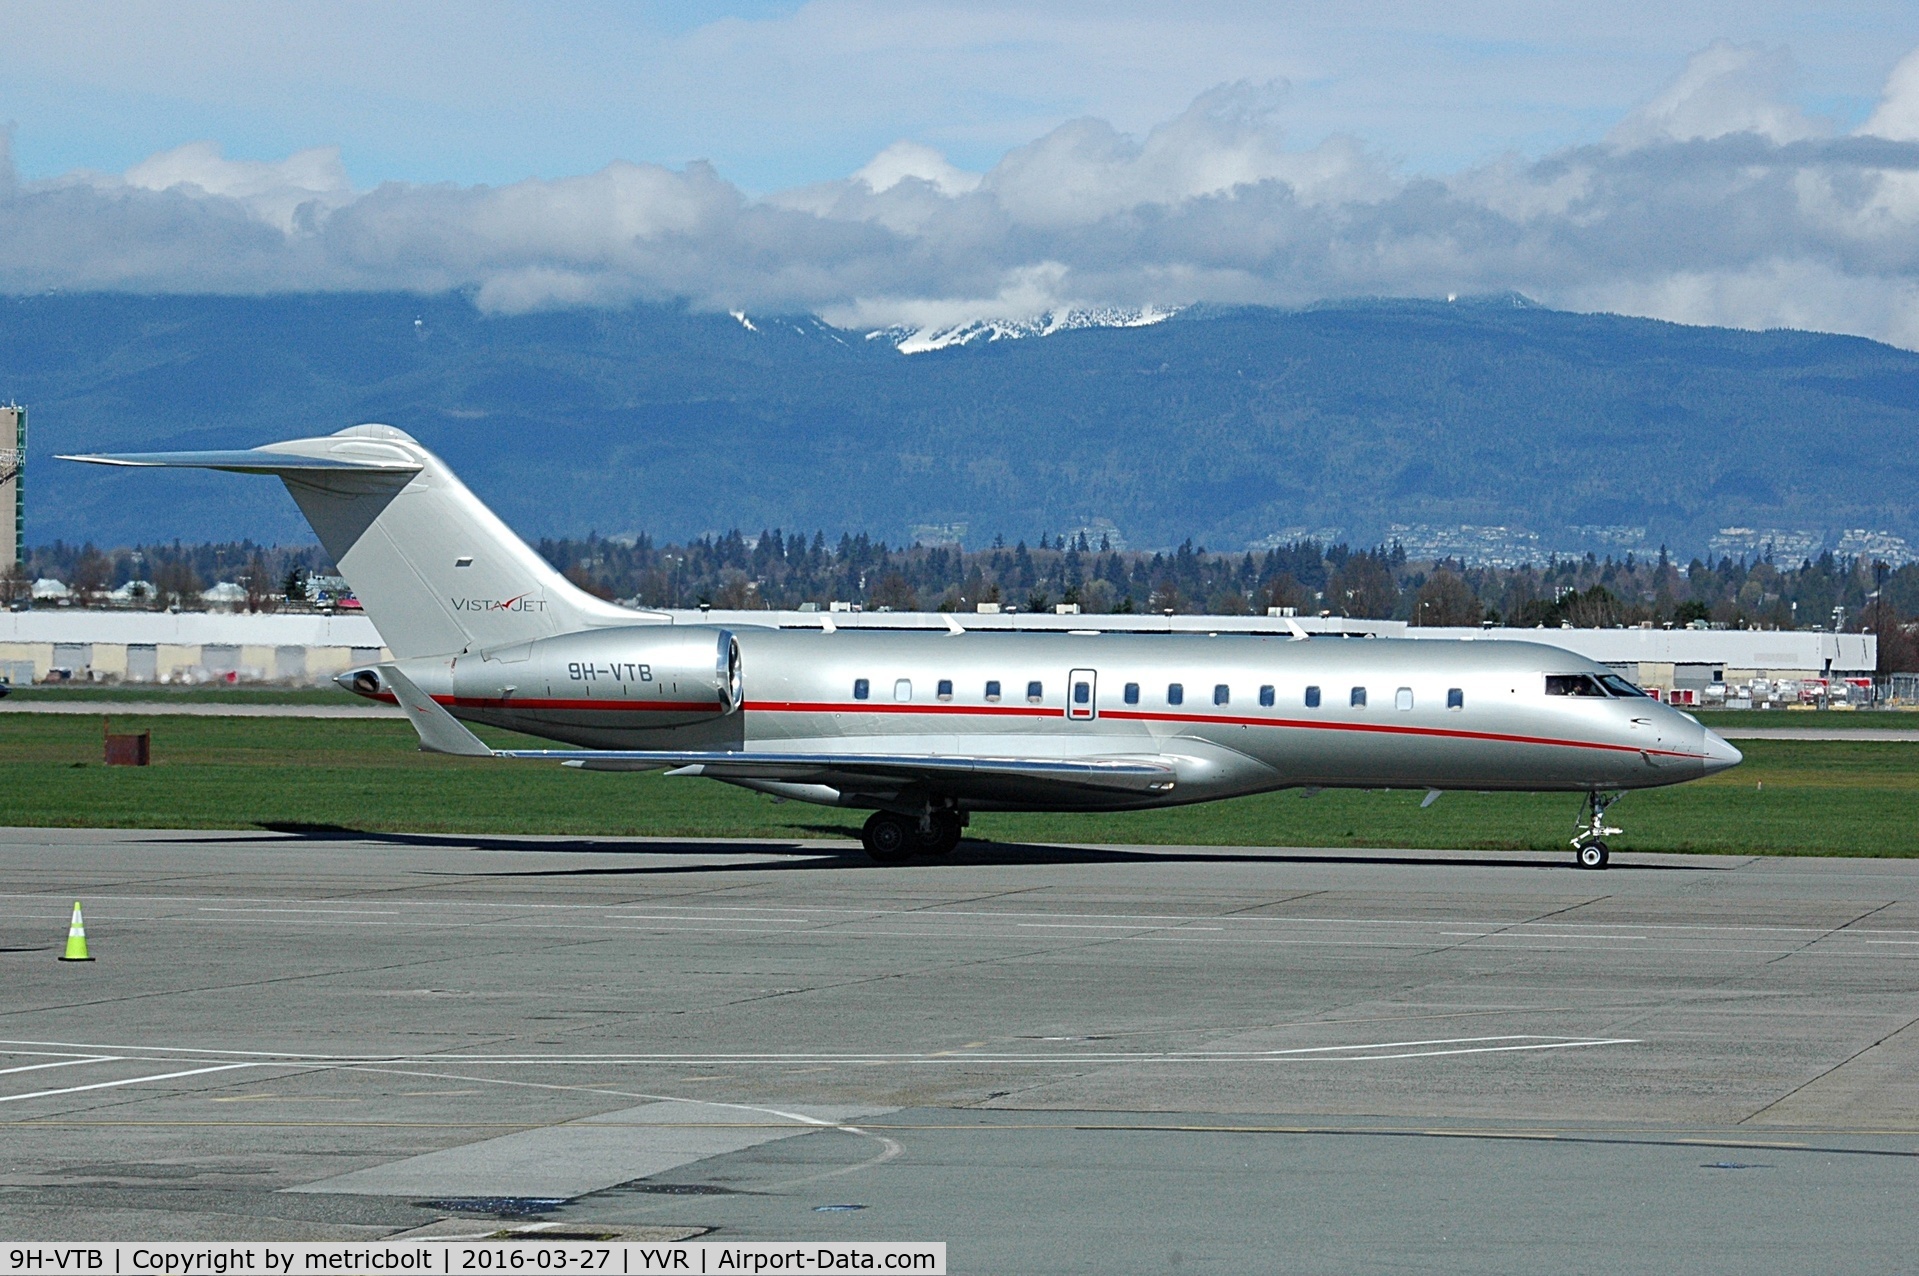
3, 829, 1917, 1271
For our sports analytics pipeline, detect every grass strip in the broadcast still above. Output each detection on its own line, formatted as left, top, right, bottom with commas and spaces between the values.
0, 715, 1911, 855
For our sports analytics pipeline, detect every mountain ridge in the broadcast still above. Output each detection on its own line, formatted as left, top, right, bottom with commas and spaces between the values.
3, 292, 1915, 558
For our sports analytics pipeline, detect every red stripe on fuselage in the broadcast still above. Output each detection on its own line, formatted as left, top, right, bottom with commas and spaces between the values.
362, 691, 1702, 761
362, 691, 719, 713
740, 699, 1706, 760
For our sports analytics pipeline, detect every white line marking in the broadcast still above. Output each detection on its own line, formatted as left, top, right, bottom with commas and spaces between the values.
0, 1036, 1634, 1067
1337, 1039, 1635, 1061
0, 1062, 263, 1104
0, 1056, 117, 1077
606, 914, 809, 923
1445, 931, 1645, 941
10, 891, 1890, 936
1018, 923, 1222, 931
198, 907, 400, 916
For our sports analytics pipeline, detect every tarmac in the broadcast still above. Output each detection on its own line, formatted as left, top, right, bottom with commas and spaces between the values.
3, 829, 1918, 1271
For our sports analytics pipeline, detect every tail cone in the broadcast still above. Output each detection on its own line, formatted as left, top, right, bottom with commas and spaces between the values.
59, 900, 94, 962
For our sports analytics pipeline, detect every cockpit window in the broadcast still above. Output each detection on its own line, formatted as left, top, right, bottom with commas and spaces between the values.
1545, 674, 1609, 697
1598, 674, 1647, 698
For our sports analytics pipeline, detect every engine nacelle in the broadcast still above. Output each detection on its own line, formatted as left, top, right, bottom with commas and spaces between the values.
344, 626, 742, 731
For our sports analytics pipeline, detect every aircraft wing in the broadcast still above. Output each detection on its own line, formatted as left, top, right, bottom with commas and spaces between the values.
535, 750, 1176, 793
379, 663, 1176, 795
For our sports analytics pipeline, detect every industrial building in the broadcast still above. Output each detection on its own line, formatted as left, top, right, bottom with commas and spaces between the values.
1404, 624, 1878, 703
0, 611, 389, 686
0, 603, 1876, 696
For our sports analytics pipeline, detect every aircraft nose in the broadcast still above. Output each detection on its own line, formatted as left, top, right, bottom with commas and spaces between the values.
1701, 727, 1743, 774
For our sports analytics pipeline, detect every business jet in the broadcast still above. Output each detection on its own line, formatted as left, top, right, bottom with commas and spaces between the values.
65, 425, 1741, 869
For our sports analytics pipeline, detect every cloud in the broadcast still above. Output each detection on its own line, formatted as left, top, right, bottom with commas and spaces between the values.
1863, 46, 1919, 142
4, 41, 1919, 348
117, 141, 354, 233
853, 142, 981, 197
1608, 41, 1825, 148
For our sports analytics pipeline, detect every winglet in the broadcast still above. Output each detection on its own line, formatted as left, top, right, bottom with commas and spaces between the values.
943, 614, 965, 635
379, 665, 494, 757
1283, 617, 1310, 642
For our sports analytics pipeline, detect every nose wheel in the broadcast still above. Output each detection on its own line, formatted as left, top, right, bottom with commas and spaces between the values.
1571, 790, 1622, 870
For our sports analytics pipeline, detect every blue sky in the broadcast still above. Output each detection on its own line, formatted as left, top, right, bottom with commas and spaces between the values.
3, 2, 1919, 347
4, 1, 1912, 190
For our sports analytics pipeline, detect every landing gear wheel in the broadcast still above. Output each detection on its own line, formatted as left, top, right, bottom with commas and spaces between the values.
1569, 791, 1622, 869
916, 812, 964, 857
862, 811, 913, 863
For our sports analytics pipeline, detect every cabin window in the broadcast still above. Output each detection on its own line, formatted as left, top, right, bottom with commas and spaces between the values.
1598, 674, 1647, 698
1168, 683, 1184, 705
1259, 685, 1275, 707
1124, 682, 1140, 705
1027, 680, 1044, 703
1395, 687, 1413, 711
1305, 685, 1321, 708
1350, 686, 1367, 708
1074, 680, 1092, 705
985, 680, 1002, 702
1447, 687, 1464, 710
853, 678, 869, 701
937, 679, 954, 701
1214, 684, 1230, 705
895, 679, 912, 702
1545, 674, 1608, 697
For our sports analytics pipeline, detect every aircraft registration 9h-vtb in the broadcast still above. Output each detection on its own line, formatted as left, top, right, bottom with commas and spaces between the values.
65, 425, 1741, 868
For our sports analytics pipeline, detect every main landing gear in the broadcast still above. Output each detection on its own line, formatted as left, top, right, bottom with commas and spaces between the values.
861, 809, 964, 863
1571, 790, 1623, 870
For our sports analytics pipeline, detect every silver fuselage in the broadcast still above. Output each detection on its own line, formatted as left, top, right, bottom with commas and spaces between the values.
389, 628, 1740, 812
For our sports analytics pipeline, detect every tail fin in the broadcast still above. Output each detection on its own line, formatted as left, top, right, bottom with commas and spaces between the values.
62, 424, 656, 658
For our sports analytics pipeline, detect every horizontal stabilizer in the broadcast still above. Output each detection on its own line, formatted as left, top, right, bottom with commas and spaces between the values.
380, 665, 494, 757
59, 449, 421, 474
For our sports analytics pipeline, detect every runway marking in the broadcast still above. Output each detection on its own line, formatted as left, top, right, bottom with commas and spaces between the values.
13, 892, 1919, 949
0, 1062, 264, 1104
1018, 923, 1222, 931
18, 890, 1914, 936
0, 1035, 1637, 1067
0, 1056, 118, 1077
18, 900, 1909, 953
1444, 930, 1645, 940
1676, 1138, 1811, 1149
199, 907, 401, 916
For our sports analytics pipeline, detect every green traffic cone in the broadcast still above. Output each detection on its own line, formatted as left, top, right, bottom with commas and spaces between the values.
59, 901, 94, 962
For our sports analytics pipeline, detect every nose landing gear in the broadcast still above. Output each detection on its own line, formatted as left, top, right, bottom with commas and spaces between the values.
1571, 790, 1622, 870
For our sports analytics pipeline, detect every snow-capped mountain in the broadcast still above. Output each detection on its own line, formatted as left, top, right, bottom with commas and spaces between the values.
864, 306, 1180, 355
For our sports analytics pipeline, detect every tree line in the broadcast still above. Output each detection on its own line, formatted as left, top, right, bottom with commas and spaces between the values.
12, 530, 1917, 671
